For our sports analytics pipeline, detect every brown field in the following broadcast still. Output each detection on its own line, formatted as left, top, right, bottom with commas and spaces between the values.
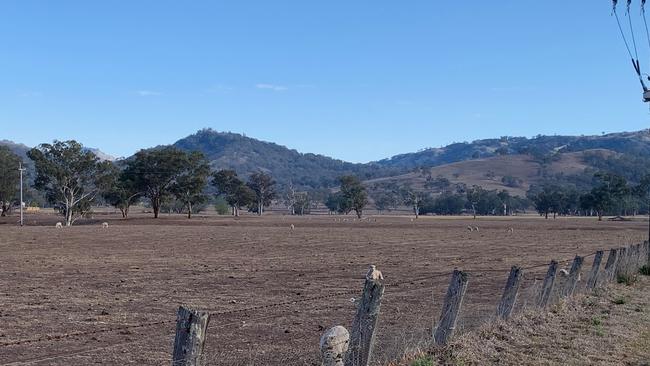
0, 213, 646, 365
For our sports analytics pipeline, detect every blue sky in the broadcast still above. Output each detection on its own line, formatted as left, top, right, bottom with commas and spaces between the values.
1, 1, 650, 163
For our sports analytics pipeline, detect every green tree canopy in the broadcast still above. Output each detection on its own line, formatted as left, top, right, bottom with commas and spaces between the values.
211, 169, 255, 216
0, 146, 22, 216
339, 175, 368, 218
27, 140, 108, 226
172, 151, 210, 218
247, 171, 276, 215
123, 147, 188, 218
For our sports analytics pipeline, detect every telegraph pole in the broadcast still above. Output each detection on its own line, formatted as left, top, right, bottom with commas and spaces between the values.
19, 163, 25, 227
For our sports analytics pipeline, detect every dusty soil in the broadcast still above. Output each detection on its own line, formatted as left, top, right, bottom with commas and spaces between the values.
0, 213, 646, 365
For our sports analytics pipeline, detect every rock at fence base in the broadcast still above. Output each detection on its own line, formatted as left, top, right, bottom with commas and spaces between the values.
320, 326, 349, 366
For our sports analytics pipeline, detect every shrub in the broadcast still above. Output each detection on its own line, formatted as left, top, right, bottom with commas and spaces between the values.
640, 265, 650, 276
616, 274, 636, 286
612, 296, 627, 305
411, 356, 435, 366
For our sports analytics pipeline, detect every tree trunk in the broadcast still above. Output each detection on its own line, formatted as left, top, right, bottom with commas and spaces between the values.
472, 205, 476, 219
152, 197, 160, 218
356, 209, 362, 219
187, 201, 192, 219
545, 211, 548, 219
597, 211, 603, 221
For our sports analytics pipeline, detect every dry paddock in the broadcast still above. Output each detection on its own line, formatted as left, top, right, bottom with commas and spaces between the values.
0, 213, 646, 365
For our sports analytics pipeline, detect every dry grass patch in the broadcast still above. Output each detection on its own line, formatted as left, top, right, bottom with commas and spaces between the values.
402, 277, 650, 366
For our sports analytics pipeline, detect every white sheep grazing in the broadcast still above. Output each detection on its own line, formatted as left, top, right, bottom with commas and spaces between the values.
507, 227, 514, 233
55, 222, 62, 228
365, 265, 384, 281
558, 269, 569, 276
473, 226, 479, 232
467, 225, 474, 232
102, 222, 109, 229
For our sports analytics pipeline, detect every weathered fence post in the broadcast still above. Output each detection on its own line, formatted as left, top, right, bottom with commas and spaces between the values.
603, 248, 619, 284
172, 306, 210, 366
496, 266, 523, 320
615, 246, 629, 279
345, 266, 385, 366
585, 250, 603, 290
631, 244, 640, 270
644, 241, 650, 267
433, 270, 469, 345
320, 326, 350, 366
561, 256, 584, 298
536, 260, 558, 308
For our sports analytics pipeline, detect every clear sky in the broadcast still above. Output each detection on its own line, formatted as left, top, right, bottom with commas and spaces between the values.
2, 0, 650, 162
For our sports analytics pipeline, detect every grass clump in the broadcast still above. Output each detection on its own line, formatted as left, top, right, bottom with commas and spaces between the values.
612, 296, 627, 305
411, 355, 435, 366
640, 265, 650, 276
617, 274, 637, 286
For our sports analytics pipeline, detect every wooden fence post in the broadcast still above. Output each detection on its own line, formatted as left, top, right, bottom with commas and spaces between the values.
644, 241, 650, 267
603, 248, 619, 284
631, 244, 640, 270
585, 250, 603, 290
433, 270, 469, 345
561, 256, 584, 298
496, 266, 523, 320
172, 306, 210, 366
345, 266, 385, 366
536, 260, 558, 308
320, 326, 350, 366
615, 246, 629, 279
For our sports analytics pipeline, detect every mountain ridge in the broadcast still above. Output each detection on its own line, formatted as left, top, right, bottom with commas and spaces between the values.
4, 128, 650, 191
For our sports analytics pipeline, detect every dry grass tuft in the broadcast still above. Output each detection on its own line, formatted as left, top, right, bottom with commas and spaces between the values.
396, 277, 650, 366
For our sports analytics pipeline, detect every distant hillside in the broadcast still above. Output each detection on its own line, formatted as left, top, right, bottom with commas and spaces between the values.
5, 128, 650, 193
365, 150, 614, 197
172, 129, 402, 189
171, 129, 650, 191
374, 130, 650, 170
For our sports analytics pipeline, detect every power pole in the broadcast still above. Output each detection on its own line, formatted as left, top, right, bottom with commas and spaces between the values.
19, 162, 25, 227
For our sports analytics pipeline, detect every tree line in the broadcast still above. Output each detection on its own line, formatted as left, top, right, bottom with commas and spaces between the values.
527, 172, 650, 220
2, 139, 650, 225
0, 141, 283, 226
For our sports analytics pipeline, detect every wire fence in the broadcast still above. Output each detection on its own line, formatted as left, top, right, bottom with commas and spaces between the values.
0, 242, 647, 366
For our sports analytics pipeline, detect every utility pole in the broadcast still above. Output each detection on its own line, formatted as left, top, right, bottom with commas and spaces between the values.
19, 162, 25, 227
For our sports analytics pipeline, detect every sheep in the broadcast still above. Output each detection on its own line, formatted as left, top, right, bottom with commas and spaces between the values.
55, 222, 62, 228
102, 222, 109, 229
467, 225, 474, 232
365, 265, 384, 281
290, 224, 295, 231
558, 269, 569, 276
473, 226, 479, 232
507, 227, 514, 233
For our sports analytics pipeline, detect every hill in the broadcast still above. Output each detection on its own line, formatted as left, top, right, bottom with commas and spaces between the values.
374, 130, 650, 170
365, 150, 614, 197
172, 128, 402, 189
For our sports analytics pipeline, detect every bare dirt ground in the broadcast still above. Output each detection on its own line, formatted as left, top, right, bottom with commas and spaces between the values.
0, 213, 646, 365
